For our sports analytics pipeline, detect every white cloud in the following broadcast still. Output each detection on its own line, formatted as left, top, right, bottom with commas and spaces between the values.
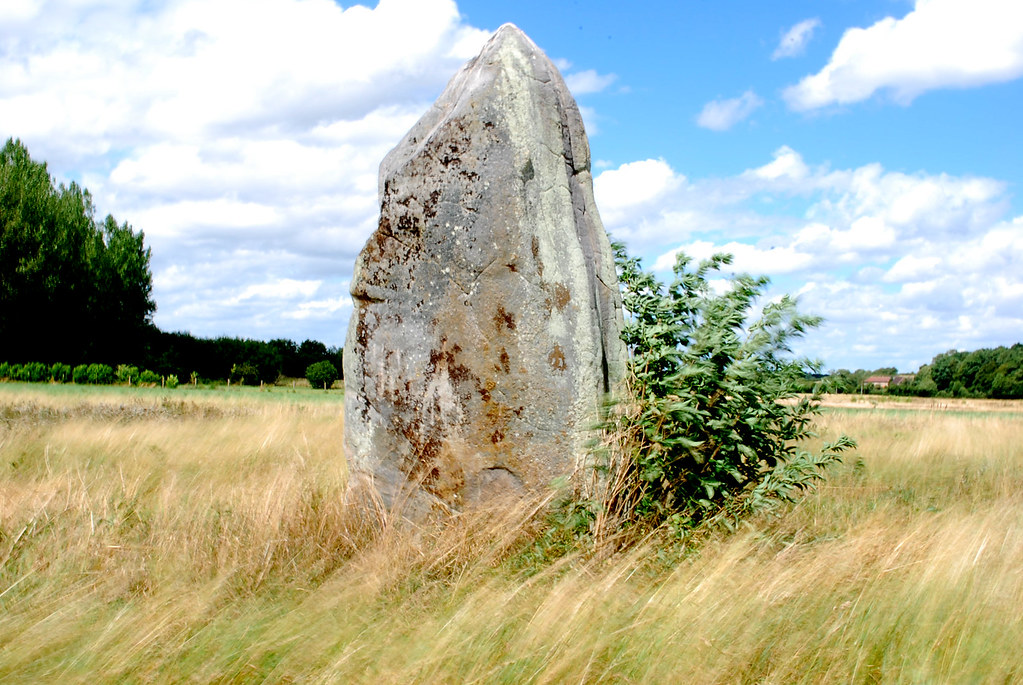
0, 0, 39, 22
232, 279, 321, 304
284, 295, 354, 321
0, 0, 498, 346
696, 90, 764, 131
772, 18, 821, 60
564, 69, 617, 95
594, 148, 1020, 371
593, 158, 685, 229
653, 241, 815, 275
785, 0, 1023, 110
747, 146, 810, 182
883, 255, 942, 283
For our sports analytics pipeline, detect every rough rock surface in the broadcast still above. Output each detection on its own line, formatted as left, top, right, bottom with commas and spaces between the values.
343, 24, 626, 513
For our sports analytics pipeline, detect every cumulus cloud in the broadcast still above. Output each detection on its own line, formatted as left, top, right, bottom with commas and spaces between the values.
785, 0, 1023, 110
772, 18, 821, 60
593, 159, 684, 227
0, 0, 495, 345
696, 90, 764, 131
594, 148, 1021, 371
746, 145, 810, 182
564, 69, 617, 95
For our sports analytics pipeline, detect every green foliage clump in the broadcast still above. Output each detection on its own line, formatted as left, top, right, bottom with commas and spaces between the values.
305, 361, 339, 390
0, 138, 155, 365
22, 361, 48, 383
50, 362, 71, 383
165, 374, 179, 389
0, 362, 8, 379
138, 369, 161, 385
595, 245, 854, 535
116, 364, 140, 385
144, 332, 342, 386
926, 345, 1023, 398
86, 363, 114, 385
72, 364, 89, 384
230, 363, 260, 386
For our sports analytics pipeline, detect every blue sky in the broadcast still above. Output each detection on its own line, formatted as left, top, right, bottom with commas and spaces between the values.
2, 0, 1021, 372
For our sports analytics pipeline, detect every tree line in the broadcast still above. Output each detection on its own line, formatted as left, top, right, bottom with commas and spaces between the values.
142, 331, 342, 385
1, 138, 341, 385
1, 138, 154, 364
821, 344, 1023, 399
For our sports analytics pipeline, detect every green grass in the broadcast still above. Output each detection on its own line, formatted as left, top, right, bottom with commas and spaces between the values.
0, 378, 345, 406
1, 389, 1021, 682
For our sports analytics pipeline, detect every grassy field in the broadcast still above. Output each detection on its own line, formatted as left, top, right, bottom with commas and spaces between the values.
1, 384, 1021, 683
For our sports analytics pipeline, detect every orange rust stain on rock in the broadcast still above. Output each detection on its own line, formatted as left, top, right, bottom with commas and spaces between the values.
552, 283, 571, 311
548, 344, 567, 372
494, 305, 516, 331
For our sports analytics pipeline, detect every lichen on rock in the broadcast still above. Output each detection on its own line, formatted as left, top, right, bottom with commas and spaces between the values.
343, 23, 625, 514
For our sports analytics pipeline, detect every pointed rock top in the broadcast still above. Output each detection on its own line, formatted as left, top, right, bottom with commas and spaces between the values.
476, 22, 549, 70
490, 22, 532, 46
380, 22, 590, 189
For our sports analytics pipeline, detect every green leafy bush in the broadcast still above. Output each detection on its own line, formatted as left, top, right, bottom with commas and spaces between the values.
72, 364, 89, 384
305, 361, 339, 390
138, 369, 161, 385
86, 363, 114, 385
165, 374, 179, 389
0, 362, 9, 379
9, 364, 27, 381
50, 363, 72, 383
22, 361, 48, 382
592, 246, 854, 535
230, 363, 260, 386
117, 364, 140, 385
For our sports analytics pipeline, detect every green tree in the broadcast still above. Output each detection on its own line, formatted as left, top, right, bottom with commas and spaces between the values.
93, 215, 155, 360
930, 351, 963, 392
306, 361, 339, 389
594, 246, 853, 535
230, 363, 260, 386
0, 139, 155, 364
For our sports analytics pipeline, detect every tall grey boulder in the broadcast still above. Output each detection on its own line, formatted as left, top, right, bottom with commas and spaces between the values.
343, 23, 625, 513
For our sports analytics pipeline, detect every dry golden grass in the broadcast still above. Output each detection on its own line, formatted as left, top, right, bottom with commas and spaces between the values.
1, 383, 1022, 682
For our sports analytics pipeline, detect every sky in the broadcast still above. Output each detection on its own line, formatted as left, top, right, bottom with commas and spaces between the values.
2, 0, 1022, 373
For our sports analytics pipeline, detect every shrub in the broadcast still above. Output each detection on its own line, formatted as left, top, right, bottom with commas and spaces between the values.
230, 363, 260, 386
0, 362, 9, 379
50, 363, 72, 383
116, 364, 140, 385
138, 369, 161, 385
72, 364, 89, 384
590, 246, 854, 537
21, 361, 48, 382
86, 363, 114, 385
9, 364, 26, 381
165, 374, 179, 389
305, 361, 339, 390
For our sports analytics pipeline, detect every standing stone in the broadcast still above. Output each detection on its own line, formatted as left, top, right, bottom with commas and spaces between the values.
343, 23, 625, 513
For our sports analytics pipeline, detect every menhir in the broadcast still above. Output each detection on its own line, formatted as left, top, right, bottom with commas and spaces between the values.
343, 23, 625, 515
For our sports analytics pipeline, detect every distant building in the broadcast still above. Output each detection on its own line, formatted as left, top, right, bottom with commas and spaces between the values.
863, 375, 892, 389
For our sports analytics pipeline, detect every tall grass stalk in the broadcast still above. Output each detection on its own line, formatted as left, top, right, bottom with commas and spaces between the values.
1, 386, 1021, 682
